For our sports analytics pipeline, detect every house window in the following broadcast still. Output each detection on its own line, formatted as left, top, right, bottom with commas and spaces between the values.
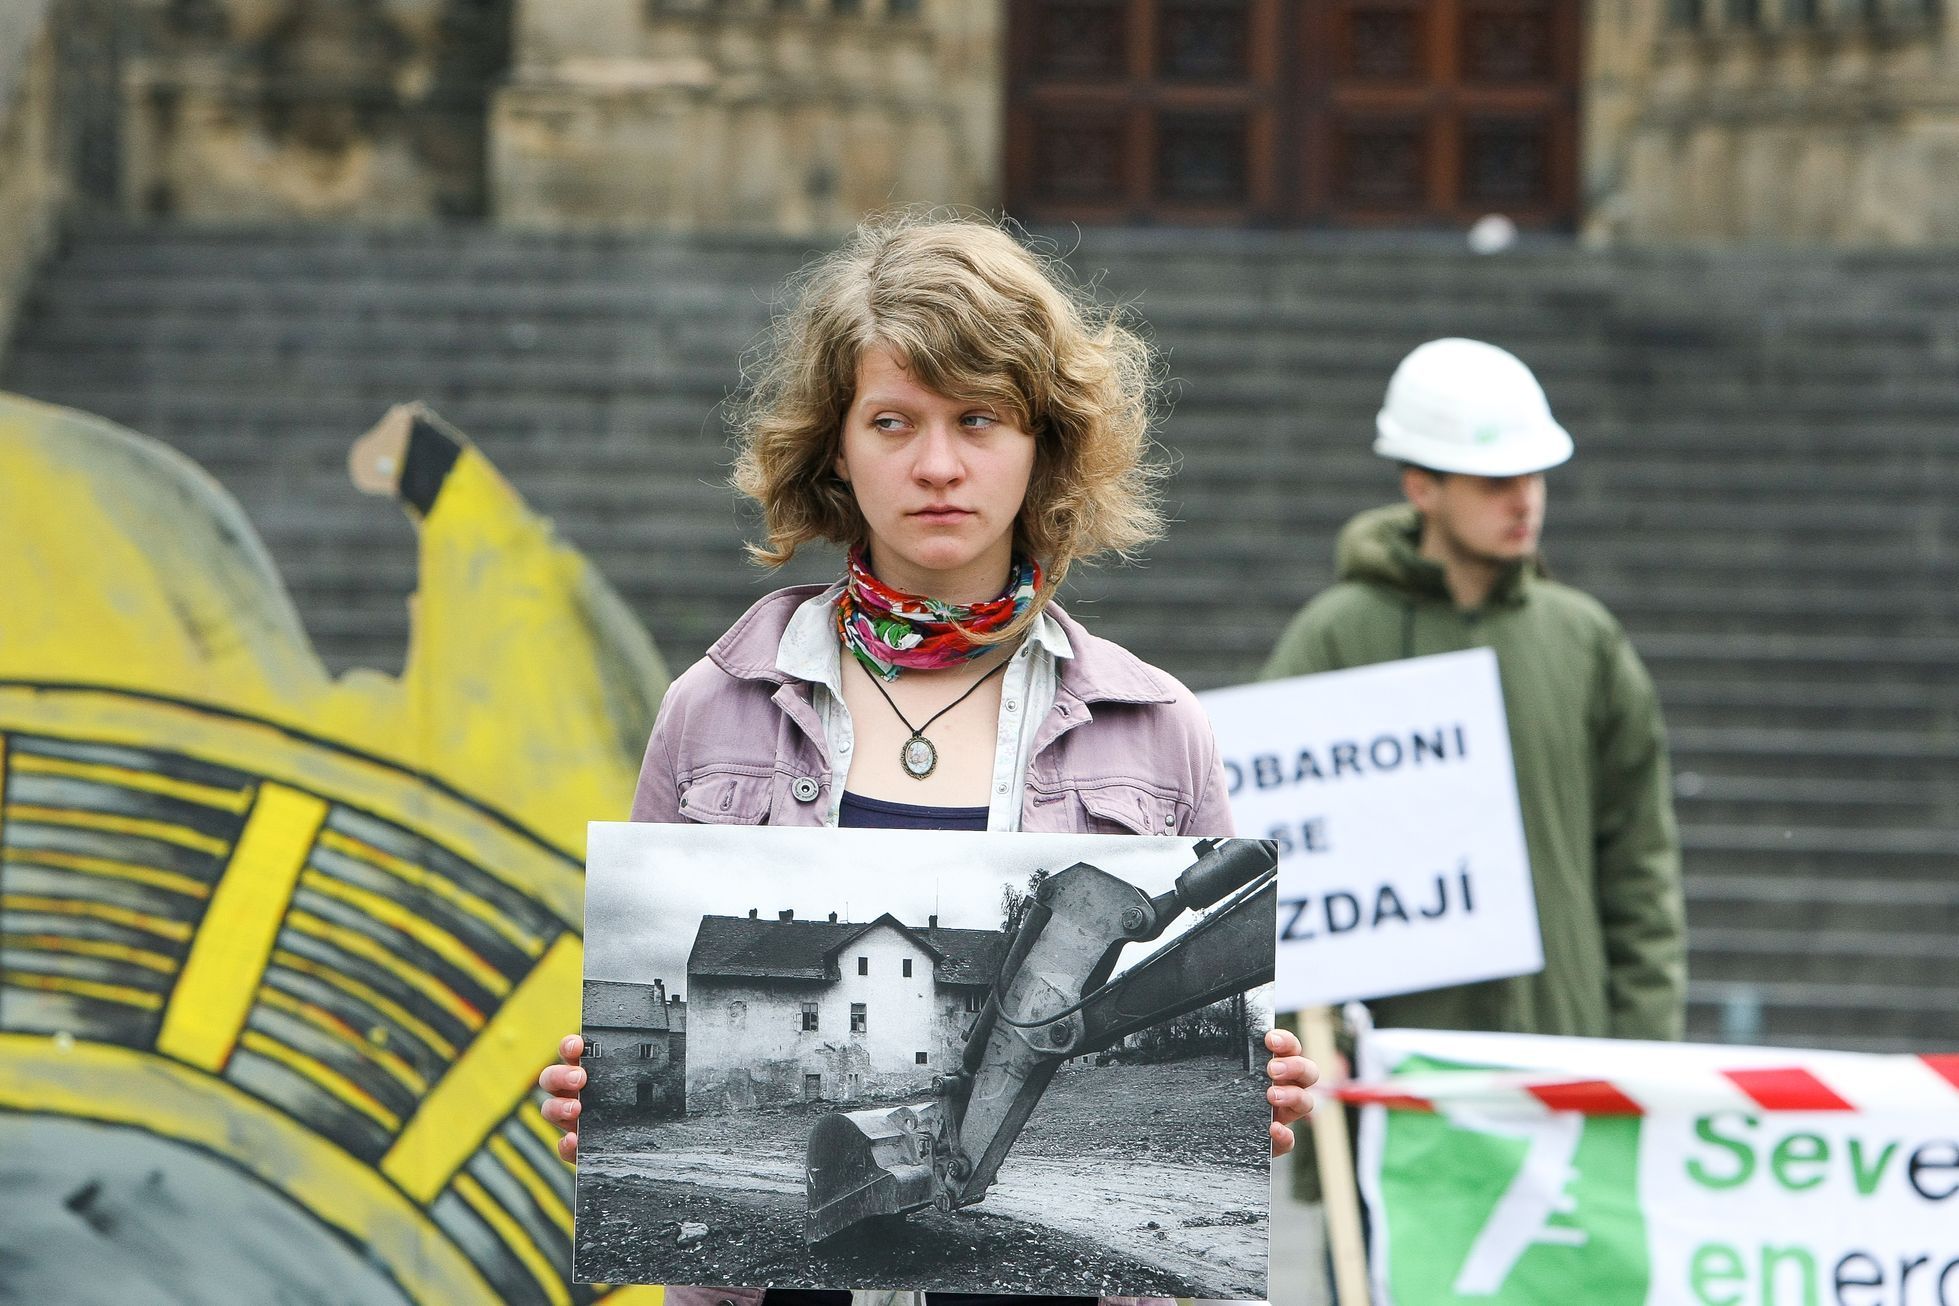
584, 1044, 600, 1058
850, 1002, 867, 1033
916, 1051, 929, 1065
639, 1042, 655, 1059
804, 1073, 821, 1100
858, 956, 868, 975
964, 990, 985, 1013
902, 958, 912, 977
801, 1001, 819, 1031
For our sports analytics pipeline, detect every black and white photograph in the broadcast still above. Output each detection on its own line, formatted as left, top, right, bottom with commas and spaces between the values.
573, 823, 1279, 1298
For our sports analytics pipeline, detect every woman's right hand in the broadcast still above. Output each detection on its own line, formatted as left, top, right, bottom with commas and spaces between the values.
538, 1033, 586, 1162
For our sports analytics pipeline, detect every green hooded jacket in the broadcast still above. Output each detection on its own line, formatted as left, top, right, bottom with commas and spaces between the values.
1262, 504, 1686, 1040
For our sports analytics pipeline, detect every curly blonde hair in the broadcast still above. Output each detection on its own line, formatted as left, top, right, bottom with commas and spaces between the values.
730, 211, 1165, 635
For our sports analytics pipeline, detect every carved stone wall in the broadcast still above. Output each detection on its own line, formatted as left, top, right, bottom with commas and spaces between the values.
0, 2, 63, 366
119, 0, 511, 222
1584, 0, 1959, 245
491, 0, 1000, 234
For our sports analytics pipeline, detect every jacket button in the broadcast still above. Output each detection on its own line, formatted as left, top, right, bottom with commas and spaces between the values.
792, 776, 820, 803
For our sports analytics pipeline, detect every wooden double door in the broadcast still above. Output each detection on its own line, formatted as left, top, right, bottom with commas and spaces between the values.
1004, 0, 1582, 229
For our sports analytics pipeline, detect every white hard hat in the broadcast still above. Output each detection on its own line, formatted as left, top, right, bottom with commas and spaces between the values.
1373, 338, 1573, 476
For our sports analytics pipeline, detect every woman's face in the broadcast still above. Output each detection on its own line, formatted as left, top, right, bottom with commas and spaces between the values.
835, 346, 1036, 602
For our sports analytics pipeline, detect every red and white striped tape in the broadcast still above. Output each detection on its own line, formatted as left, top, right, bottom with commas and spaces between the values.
1333, 1053, 1959, 1117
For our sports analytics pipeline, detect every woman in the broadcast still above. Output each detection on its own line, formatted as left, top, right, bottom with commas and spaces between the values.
539, 214, 1315, 1303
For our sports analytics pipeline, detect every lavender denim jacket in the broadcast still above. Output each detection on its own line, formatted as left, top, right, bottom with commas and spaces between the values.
627, 587, 1237, 1306
631, 585, 1235, 838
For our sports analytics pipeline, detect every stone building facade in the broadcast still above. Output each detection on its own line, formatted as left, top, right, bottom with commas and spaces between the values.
110, 0, 512, 223
1, 0, 1955, 291
1586, 0, 1959, 244
684, 910, 1000, 1113
492, 0, 999, 233
581, 977, 688, 1122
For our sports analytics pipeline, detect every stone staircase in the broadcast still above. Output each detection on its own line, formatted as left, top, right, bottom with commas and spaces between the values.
6, 223, 1955, 1053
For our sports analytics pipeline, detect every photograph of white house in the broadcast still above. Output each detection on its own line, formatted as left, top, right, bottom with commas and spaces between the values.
575, 823, 1278, 1298
684, 909, 999, 1111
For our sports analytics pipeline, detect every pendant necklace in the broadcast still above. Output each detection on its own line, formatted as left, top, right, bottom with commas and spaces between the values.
863, 657, 1011, 780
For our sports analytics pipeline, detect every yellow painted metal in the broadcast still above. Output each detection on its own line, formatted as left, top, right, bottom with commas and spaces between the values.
487, 1131, 573, 1237
0, 1034, 504, 1304
286, 907, 486, 1030
0, 395, 673, 1302
0, 685, 588, 929
156, 784, 327, 1072
318, 826, 544, 956
238, 1027, 403, 1131
9, 750, 255, 813
6, 847, 213, 899
383, 932, 582, 1204
297, 867, 512, 998
269, 947, 459, 1061
453, 1171, 573, 1306
1, 893, 192, 942
3, 802, 230, 856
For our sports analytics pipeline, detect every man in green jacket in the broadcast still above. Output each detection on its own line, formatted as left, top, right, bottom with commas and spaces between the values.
1263, 338, 1685, 1041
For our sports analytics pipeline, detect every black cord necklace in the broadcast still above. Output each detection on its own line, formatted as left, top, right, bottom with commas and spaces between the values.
862, 656, 1011, 780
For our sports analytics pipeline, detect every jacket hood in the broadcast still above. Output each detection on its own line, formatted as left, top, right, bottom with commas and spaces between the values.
1335, 503, 1542, 608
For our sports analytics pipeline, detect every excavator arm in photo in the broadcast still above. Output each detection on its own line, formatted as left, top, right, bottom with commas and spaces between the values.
803, 838, 1278, 1244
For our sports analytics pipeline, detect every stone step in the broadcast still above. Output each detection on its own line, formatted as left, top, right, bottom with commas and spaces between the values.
1685, 982, 1955, 1052
9, 225, 1955, 1056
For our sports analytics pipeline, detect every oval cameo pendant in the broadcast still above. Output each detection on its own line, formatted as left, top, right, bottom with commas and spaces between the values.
901, 735, 938, 780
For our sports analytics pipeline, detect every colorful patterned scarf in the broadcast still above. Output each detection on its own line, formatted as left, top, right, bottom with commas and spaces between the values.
835, 547, 1042, 682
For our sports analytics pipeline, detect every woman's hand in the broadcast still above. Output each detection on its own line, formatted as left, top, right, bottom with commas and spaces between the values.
1265, 1027, 1318, 1156
537, 1034, 586, 1162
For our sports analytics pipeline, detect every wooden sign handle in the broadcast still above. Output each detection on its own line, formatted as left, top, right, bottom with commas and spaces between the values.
1301, 1005, 1371, 1305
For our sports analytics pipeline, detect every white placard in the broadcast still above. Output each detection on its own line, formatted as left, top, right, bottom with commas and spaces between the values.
1200, 648, 1541, 1009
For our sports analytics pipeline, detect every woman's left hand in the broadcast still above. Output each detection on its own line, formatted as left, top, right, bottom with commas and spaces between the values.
1264, 1027, 1318, 1156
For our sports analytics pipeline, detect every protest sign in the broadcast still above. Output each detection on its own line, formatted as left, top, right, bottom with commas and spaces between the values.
1351, 1028, 1959, 1306
1201, 648, 1540, 1010
576, 824, 1277, 1299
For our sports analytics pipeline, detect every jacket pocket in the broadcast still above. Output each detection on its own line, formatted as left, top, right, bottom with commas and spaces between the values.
1076, 782, 1184, 836
675, 768, 774, 825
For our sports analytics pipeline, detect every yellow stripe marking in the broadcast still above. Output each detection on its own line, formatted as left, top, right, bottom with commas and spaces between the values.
287, 909, 485, 1031
2, 933, 178, 974
6, 847, 213, 899
5, 971, 164, 1009
268, 947, 458, 1061
299, 867, 512, 999
260, 985, 430, 1096
487, 1132, 573, 1237
4, 803, 229, 856
0, 1034, 505, 1304
452, 1171, 572, 1306
319, 827, 543, 957
156, 784, 326, 1072
597, 1289, 665, 1305
9, 752, 254, 813
0, 894, 192, 943
383, 933, 581, 1203
237, 1027, 402, 1131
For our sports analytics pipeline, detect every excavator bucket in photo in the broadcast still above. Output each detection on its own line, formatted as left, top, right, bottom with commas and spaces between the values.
803, 1101, 944, 1244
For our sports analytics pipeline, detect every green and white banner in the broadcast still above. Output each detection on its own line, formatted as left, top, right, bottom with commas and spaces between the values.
1354, 1029, 1959, 1306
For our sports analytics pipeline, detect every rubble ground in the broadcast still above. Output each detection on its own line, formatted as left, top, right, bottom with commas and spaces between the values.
575, 1054, 1271, 1296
